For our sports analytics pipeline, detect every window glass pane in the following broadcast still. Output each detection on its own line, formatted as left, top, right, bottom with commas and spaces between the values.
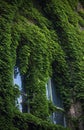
14, 67, 22, 112
46, 78, 67, 127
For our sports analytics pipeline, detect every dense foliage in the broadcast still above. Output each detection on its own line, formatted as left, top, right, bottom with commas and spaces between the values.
0, 0, 84, 130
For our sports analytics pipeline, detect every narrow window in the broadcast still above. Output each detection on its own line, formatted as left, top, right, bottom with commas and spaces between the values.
46, 78, 66, 127
14, 66, 22, 112
46, 79, 52, 100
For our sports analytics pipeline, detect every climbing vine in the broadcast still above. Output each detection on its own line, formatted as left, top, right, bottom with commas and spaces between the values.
0, 0, 84, 130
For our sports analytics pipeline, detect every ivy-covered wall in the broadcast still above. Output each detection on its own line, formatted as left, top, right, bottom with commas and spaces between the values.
0, 0, 84, 130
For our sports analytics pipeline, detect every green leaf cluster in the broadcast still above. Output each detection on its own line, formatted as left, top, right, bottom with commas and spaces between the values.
0, 0, 84, 130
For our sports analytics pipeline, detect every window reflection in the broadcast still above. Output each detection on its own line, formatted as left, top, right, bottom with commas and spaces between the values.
46, 78, 66, 127
14, 67, 22, 112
